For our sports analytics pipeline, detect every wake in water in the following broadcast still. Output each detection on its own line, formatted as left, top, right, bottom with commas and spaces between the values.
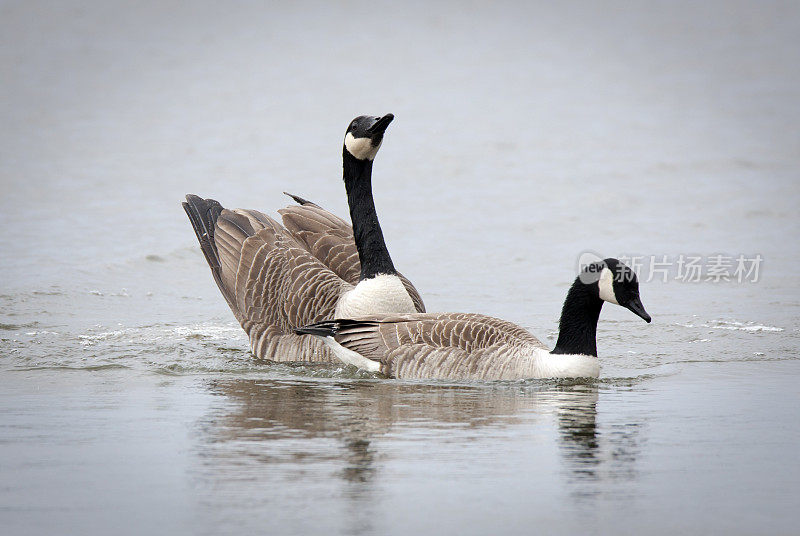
1, 309, 791, 380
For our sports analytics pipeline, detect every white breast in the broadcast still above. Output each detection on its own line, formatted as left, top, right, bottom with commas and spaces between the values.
335, 274, 416, 318
527, 348, 601, 378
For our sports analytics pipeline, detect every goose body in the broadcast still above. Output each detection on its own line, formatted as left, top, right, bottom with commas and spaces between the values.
296, 259, 651, 380
302, 313, 601, 380
183, 114, 423, 362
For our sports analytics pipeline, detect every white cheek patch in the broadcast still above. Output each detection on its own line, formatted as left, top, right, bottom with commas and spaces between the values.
344, 132, 381, 160
598, 267, 619, 304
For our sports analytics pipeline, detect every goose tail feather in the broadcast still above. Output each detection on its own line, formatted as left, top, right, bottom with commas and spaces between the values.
183, 194, 223, 268
182, 194, 239, 313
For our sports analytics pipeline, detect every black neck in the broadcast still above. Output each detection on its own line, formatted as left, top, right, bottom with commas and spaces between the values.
342, 149, 397, 280
551, 278, 604, 356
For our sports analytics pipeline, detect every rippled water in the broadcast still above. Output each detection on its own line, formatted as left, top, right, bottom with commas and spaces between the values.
2, 1, 799, 534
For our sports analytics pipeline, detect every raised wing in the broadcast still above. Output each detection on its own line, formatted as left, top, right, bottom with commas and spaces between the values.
279, 193, 426, 313
184, 195, 349, 357
220, 208, 347, 330
279, 195, 361, 284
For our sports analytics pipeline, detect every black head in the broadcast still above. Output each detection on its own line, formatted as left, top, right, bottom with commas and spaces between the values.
581, 258, 651, 323
343, 113, 394, 161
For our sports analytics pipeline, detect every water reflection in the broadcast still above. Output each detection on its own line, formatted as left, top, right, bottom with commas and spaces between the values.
193, 378, 642, 521
198, 379, 555, 483
557, 389, 601, 479
555, 388, 643, 503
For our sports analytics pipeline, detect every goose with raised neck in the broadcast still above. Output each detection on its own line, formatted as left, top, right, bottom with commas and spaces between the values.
181, 113, 423, 364
342, 113, 397, 280
333, 114, 417, 318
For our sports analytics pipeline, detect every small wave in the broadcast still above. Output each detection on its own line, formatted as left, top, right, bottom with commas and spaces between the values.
147, 360, 384, 379
704, 320, 783, 332
77, 329, 127, 344
77, 323, 245, 346
0, 321, 39, 331
675, 319, 784, 333
12, 363, 131, 372
678, 355, 796, 364
598, 373, 659, 387
170, 324, 244, 340
31, 289, 64, 296
270, 362, 385, 380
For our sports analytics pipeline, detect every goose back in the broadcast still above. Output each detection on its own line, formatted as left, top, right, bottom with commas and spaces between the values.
314, 313, 560, 380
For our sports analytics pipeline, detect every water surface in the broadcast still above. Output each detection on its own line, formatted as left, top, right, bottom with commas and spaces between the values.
1, 1, 799, 534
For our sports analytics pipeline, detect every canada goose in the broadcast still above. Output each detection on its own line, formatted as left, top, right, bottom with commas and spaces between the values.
183, 113, 424, 362
295, 258, 651, 380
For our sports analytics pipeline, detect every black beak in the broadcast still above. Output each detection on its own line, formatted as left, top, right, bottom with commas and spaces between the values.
624, 296, 651, 323
366, 113, 394, 136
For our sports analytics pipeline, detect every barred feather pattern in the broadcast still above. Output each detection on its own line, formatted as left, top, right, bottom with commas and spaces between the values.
329, 313, 555, 380
279, 203, 425, 313
185, 194, 426, 363
211, 208, 349, 362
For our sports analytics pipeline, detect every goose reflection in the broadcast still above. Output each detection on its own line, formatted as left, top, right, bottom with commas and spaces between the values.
196, 379, 636, 476
556, 385, 601, 478
193, 376, 642, 522
199, 378, 556, 483
554, 384, 643, 503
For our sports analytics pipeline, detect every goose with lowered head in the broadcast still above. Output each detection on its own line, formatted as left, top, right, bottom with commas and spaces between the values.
182, 113, 424, 362
295, 258, 650, 379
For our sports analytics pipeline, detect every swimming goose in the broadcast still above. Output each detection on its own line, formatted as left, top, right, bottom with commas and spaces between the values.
295, 258, 651, 379
183, 113, 424, 362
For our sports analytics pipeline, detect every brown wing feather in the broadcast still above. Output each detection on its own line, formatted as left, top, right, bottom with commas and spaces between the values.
213, 208, 349, 359
279, 203, 361, 284
332, 313, 545, 379
185, 193, 427, 362
279, 199, 426, 313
